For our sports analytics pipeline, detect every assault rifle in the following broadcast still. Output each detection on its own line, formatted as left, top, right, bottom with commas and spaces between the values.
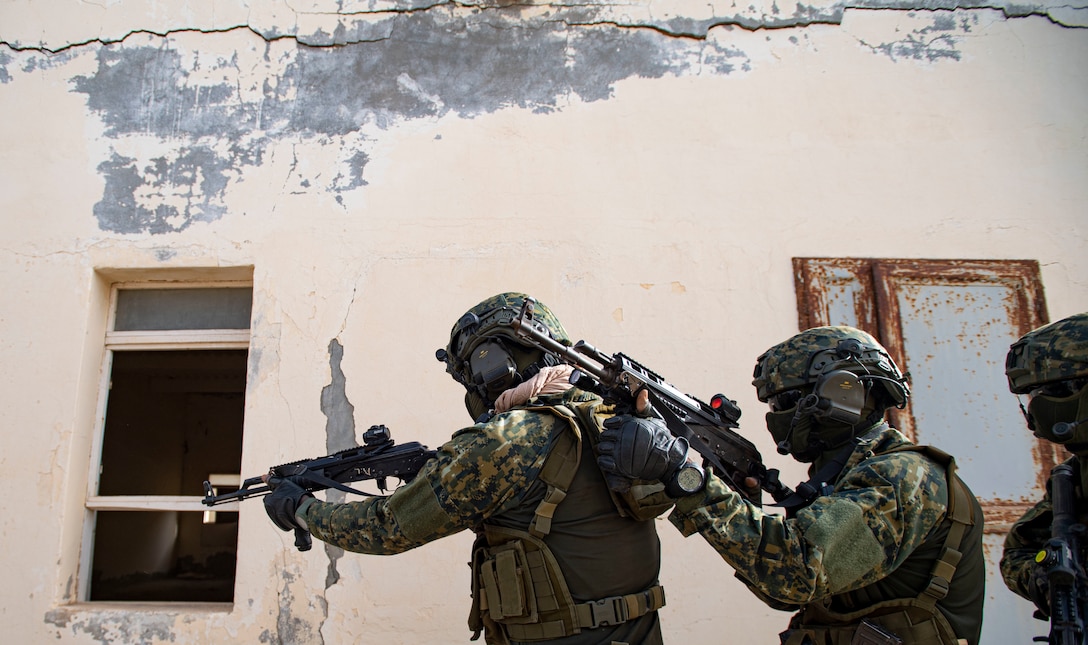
510, 298, 793, 506
1034, 462, 1088, 644
202, 424, 436, 552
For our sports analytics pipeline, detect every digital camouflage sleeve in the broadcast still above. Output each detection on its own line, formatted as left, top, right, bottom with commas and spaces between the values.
298, 408, 562, 555
669, 426, 950, 606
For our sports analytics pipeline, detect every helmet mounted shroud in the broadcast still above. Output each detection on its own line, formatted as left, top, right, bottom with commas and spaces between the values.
435, 293, 569, 413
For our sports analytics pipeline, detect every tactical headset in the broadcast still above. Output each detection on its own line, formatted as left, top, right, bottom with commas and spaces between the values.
436, 306, 562, 410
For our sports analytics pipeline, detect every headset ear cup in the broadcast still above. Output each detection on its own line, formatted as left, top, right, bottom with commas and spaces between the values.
812, 370, 866, 425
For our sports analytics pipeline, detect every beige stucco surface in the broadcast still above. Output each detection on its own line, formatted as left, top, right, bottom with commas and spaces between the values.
1, 0, 1085, 643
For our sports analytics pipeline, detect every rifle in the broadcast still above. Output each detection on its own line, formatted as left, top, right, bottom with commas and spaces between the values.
510, 298, 792, 506
202, 424, 437, 552
1035, 462, 1088, 644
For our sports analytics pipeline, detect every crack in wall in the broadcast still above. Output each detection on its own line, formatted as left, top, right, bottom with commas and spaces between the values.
0, 2, 1078, 236
1, 0, 1083, 57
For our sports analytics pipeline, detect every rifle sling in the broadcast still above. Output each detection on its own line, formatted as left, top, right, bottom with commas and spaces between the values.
298, 469, 371, 497
773, 443, 856, 517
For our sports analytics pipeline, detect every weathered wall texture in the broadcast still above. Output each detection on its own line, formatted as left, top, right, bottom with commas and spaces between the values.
1, 0, 1086, 643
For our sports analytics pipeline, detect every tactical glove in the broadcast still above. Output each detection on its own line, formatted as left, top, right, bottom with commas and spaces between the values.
264, 476, 314, 532
597, 415, 688, 493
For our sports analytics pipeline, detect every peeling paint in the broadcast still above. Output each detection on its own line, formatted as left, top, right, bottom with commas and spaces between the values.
45, 608, 178, 645
0, 3, 1029, 234
321, 339, 357, 454
263, 570, 325, 645
319, 339, 355, 593
857, 10, 978, 60
54, 9, 749, 234
93, 149, 230, 234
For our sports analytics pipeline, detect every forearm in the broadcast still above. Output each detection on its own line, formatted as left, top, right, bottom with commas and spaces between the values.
670, 456, 936, 606
1001, 496, 1053, 600
302, 496, 424, 555
669, 475, 825, 605
1000, 545, 1039, 601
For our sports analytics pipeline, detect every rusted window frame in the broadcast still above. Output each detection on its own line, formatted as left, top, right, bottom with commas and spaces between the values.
793, 257, 1059, 529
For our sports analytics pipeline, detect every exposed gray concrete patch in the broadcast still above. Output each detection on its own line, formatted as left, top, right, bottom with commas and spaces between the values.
321, 339, 357, 454
859, 10, 976, 60
320, 339, 355, 591
72, 46, 241, 139
260, 571, 325, 645
26, 2, 1064, 235
44, 608, 177, 644
63, 10, 751, 234
92, 149, 230, 234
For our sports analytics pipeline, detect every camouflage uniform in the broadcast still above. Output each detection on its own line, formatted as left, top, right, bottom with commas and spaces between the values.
670, 422, 986, 644
297, 293, 667, 645
1000, 312, 1088, 611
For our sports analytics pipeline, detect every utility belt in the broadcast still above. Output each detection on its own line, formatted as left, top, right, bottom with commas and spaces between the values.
781, 607, 966, 645
468, 525, 665, 644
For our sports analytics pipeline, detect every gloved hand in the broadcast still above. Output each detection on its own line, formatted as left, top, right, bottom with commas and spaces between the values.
263, 476, 314, 532
597, 415, 688, 493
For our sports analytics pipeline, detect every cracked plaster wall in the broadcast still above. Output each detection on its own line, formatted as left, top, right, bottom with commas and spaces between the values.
1, 0, 1086, 643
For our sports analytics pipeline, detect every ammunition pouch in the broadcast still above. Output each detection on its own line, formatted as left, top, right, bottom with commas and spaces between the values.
469, 525, 664, 643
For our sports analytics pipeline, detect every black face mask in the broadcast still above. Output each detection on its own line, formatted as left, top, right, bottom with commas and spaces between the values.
465, 391, 490, 424
765, 408, 856, 463
1027, 383, 1088, 453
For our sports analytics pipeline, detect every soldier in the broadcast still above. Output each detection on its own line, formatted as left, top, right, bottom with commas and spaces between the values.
262, 293, 670, 645
1000, 312, 1088, 619
597, 326, 986, 644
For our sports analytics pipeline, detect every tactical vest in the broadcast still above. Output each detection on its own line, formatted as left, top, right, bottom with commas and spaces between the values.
467, 398, 666, 645
782, 445, 983, 645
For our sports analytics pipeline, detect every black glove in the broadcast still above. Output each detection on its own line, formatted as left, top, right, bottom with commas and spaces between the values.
264, 476, 314, 532
597, 415, 688, 492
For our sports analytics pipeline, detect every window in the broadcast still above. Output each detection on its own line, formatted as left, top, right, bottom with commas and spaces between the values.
82, 284, 251, 603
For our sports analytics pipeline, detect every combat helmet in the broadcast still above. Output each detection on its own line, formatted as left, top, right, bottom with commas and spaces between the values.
1005, 313, 1088, 395
753, 326, 910, 413
436, 292, 570, 419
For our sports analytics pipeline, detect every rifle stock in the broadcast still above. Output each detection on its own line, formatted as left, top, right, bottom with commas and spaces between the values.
511, 298, 792, 506
202, 425, 436, 551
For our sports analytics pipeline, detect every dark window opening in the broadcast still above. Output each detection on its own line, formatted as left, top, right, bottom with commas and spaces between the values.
90, 349, 246, 602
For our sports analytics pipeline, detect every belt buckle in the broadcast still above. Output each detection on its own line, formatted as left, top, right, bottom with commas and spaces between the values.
588, 596, 628, 628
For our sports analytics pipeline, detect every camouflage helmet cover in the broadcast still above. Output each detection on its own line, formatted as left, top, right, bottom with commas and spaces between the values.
1006, 312, 1088, 394
439, 292, 570, 385
752, 325, 909, 406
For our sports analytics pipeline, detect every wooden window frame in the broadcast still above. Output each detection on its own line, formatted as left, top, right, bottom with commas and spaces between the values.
79, 281, 250, 602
